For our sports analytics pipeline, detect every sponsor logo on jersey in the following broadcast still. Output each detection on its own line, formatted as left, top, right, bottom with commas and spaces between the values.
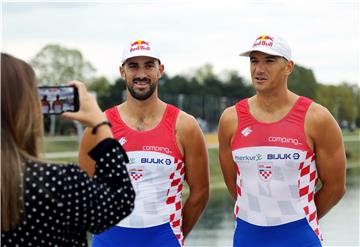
241, 127, 252, 137
129, 166, 144, 181
258, 162, 272, 181
268, 136, 302, 146
128, 157, 136, 164
140, 157, 172, 165
235, 154, 262, 163
143, 145, 172, 154
267, 152, 300, 160
119, 137, 127, 146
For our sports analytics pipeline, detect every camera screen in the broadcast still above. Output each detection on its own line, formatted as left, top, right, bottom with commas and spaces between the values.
38, 86, 78, 114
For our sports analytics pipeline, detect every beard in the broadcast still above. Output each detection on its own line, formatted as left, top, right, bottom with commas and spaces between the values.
127, 80, 156, 100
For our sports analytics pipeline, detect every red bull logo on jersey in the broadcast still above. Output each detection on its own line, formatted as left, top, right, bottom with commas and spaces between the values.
129, 166, 144, 181
130, 39, 151, 52
258, 162, 272, 181
253, 34, 274, 48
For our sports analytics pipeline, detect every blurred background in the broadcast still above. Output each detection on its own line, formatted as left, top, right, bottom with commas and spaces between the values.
2, 0, 359, 246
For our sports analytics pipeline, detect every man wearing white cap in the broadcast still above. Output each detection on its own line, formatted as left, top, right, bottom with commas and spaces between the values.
218, 34, 346, 246
79, 39, 209, 247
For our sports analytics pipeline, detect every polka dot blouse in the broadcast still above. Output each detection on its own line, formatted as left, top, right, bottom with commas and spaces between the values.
1, 138, 135, 247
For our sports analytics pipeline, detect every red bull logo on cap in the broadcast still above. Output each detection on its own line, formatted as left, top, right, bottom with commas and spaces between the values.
253, 34, 274, 48
130, 39, 151, 52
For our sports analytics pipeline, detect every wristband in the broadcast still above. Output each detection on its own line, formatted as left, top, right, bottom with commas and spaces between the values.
91, 121, 112, 135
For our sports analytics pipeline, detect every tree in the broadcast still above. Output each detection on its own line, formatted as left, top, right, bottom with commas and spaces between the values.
222, 70, 254, 101
30, 44, 96, 135
193, 64, 215, 84
30, 44, 95, 85
288, 64, 318, 99
88, 76, 111, 97
335, 83, 357, 127
160, 74, 193, 95
316, 83, 358, 127
354, 85, 360, 127
99, 78, 126, 110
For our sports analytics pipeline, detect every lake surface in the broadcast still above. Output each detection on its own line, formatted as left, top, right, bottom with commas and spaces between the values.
185, 168, 360, 247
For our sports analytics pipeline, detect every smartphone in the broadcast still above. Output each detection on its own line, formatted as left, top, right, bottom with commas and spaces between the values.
38, 85, 79, 115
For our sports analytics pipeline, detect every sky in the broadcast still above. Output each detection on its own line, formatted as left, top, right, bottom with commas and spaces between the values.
2, 0, 359, 86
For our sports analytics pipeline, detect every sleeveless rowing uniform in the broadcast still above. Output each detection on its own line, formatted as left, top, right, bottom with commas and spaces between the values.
92, 104, 184, 247
231, 97, 323, 247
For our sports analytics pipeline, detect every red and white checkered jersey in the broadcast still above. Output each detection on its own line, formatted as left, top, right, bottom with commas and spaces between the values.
231, 96, 322, 241
105, 104, 185, 245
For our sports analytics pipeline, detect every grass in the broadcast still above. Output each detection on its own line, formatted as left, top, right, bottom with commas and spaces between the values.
42, 140, 79, 153
344, 139, 360, 168
42, 137, 79, 163
208, 148, 224, 184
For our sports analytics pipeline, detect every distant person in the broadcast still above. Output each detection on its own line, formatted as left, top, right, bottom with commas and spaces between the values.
79, 39, 209, 247
1, 53, 135, 246
65, 95, 75, 111
52, 94, 64, 113
41, 95, 51, 114
218, 34, 346, 246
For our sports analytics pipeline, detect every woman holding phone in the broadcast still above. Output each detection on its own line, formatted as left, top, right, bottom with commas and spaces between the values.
1, 53, 135, 246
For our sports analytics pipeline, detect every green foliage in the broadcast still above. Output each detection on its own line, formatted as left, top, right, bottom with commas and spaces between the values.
160, 74, 195, 95
352, 85, 360, 126
316, 83, 358, 124
193, 64, 216, 84
88, 76, 110, 95
157, 66, 254, 131
31, 43, 359, 131
97, 78, 126, 110
31, 44, 96, 135
30, 44, 95, 85
222, 70, 254, 99
288, 64, 318, 99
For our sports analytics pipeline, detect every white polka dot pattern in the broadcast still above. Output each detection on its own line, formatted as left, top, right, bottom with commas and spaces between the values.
1, 138, 135, 247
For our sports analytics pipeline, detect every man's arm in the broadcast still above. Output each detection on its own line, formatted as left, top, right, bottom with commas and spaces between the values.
177, 112, 209, 239
218, 106, 238, 200
78, 127, 98, 176
306, 103, 346, 219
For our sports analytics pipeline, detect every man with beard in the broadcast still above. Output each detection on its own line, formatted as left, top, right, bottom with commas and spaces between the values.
79, 39, 209, 247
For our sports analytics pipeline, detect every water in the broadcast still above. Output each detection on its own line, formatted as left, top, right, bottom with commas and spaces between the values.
185, 168, 360, 247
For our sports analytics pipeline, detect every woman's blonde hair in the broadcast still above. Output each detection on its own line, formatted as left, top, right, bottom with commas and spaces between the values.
1, 53, 43, 231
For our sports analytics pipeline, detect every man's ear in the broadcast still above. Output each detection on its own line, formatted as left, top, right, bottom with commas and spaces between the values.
286, 60, 294, 76
120, 66, 125, 79
158, 63, 165, 78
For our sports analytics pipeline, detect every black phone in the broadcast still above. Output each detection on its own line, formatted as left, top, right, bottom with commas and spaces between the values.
38, 85, 79, 115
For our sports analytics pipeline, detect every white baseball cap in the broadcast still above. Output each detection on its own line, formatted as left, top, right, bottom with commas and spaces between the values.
121, 39, 161, 64
239, 34, 292, 61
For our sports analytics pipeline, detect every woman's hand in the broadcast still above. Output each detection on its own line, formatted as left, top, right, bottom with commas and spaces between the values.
61, 80, 107, 127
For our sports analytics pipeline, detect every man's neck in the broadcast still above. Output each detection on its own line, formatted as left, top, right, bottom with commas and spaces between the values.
127, 94, 163, 114
118, 95, 166, 131
248, 89, 299, 123
253, 89, 296, 112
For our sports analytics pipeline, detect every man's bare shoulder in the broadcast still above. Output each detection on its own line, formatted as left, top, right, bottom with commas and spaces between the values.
220, 106, 237, 123
307, 102, 335, 127
176, 110, 199, 132
305, 101, 341, 143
